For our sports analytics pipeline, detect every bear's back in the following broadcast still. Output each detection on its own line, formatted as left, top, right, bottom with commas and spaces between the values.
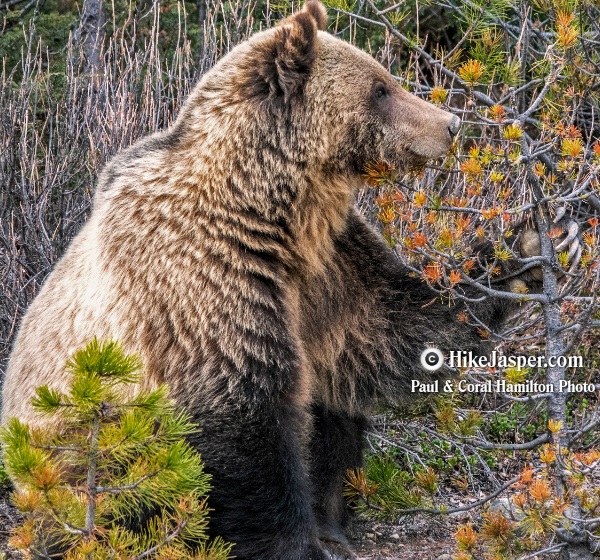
1, 215, 127, 423
2, 130, 186, 424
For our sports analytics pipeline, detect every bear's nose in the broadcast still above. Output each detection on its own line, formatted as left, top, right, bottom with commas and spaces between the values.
448, 115, 461, 138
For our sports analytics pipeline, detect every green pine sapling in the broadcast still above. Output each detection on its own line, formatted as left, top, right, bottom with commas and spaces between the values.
0, 338, 232, 560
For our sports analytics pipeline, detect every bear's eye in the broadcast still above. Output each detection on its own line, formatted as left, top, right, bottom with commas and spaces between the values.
373, 83, 389, 99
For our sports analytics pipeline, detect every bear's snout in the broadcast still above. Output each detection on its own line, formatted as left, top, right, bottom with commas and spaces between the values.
401, 101, 461, 160
383, 85, 461, 161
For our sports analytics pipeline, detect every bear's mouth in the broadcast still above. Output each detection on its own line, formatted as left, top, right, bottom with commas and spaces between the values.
407, 141, 455, 162
406, 151, 430, 167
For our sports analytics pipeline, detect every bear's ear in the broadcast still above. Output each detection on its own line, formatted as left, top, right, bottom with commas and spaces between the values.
303, 0, 328, 32
255, 1, 328, 105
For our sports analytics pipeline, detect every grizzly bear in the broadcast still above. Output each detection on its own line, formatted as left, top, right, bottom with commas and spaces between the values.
2, 2, 540, 559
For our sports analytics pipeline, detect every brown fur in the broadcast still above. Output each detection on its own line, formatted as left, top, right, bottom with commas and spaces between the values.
2, 2, 458, 424
3, 3, 476, 559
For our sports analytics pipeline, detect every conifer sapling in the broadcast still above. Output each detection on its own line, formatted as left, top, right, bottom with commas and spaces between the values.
0, 338, 232, 560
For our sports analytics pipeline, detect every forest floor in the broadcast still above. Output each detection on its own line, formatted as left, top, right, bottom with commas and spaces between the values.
0, 487, 568, 560
350, 515, 456, 559
0, 483, 458, 560
0, 488, 20, 559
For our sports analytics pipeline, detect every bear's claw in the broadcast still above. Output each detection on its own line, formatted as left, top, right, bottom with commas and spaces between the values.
321, 542, 357, 560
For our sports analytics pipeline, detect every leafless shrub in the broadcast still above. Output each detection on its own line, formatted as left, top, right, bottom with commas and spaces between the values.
0, 1, 262, 377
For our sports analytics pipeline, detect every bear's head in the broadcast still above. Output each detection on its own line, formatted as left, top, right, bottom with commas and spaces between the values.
187, 0, 459, 181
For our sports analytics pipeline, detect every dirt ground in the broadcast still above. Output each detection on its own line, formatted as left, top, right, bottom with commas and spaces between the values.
349, 516, 456, 560
0, 492, 20, 559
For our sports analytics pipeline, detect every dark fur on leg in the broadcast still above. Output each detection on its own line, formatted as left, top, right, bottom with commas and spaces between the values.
190, 402, 327, 560
310, 403, 367, 550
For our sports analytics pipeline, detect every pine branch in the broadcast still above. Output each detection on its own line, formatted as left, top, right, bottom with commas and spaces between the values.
394, 471, 531, 516
96, 469, 162, 494
459, 433, 551, 450
128, 519, 189, 560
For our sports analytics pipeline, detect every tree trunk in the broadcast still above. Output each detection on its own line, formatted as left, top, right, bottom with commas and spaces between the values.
198, 0, 207, 24
527, 138, 594, 560
78, 0, 106, 73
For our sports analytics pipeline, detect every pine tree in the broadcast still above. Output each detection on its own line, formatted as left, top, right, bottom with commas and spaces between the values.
1, 338, 232, 560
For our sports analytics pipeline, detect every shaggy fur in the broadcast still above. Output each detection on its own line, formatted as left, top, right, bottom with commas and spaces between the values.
3, 2, 519, 559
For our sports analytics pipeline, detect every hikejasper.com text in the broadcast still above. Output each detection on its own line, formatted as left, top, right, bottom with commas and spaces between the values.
448, 350, 583, 370
418, 348, 585, 373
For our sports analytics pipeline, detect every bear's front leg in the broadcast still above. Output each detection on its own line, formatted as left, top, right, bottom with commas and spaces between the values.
189, 399, 327, 560
309, 403, 367, 557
